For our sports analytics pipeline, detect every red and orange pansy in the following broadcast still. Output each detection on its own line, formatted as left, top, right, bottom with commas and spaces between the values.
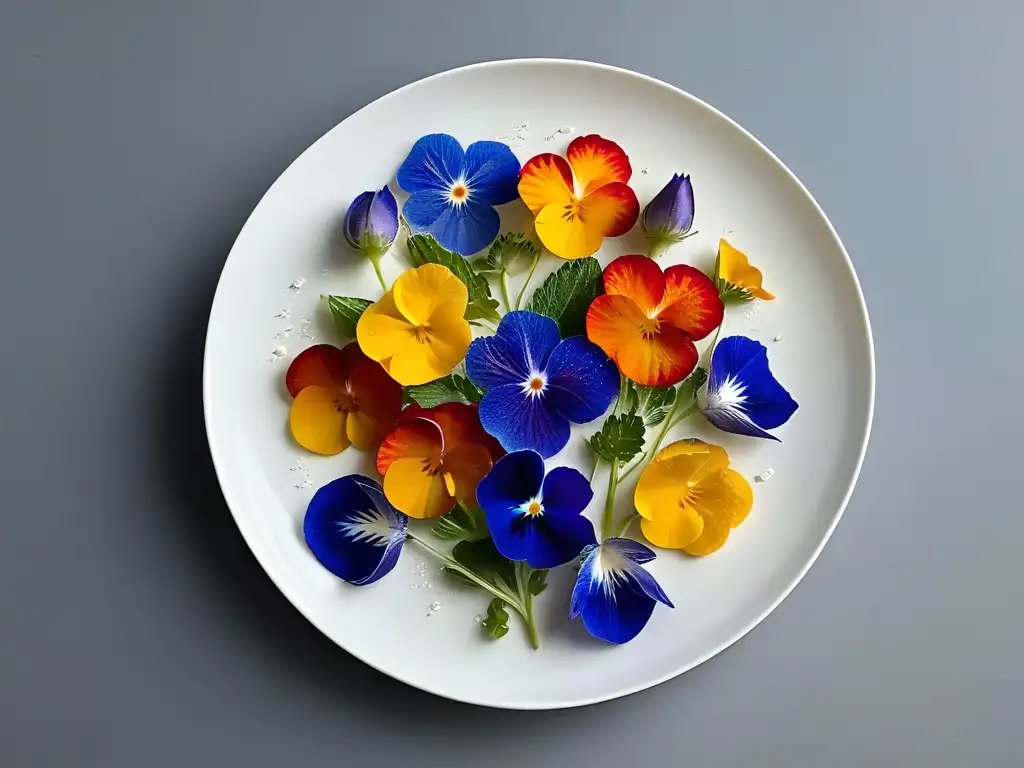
586, 255, 724, 387
518, 135, 640, 259
286, 343, 403, 455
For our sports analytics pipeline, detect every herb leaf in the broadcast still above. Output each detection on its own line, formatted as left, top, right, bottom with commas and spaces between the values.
405, 374, 483, 408
481, 598, 510, 639
324, 296, 372, 339
473, 232, 540, 277
449, 538, 516, 594
526, 257, 603, 337
407, 234, 500, 323
527, 569, 548, 596
589, 413, 646, 463
430, 504, 488, 541
624, 381, 678, 427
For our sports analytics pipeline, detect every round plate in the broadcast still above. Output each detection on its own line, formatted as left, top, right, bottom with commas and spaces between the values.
204, 59, 874, 709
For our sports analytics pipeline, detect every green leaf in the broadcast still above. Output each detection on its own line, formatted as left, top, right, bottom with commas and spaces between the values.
441, 567, 477, 588
450, 538, 516, 593
430, 504, 488, 541
625, 381, 678, 428
324, 295, 372, 339
405, 374, 483, 408
589, 412, 646, 463
406, 234, 499, 322
473, 232, 539, 277
481, 598, 510, 639
527, 569, 548, 596
526, 257, 603, 337
678, 366, 709, 402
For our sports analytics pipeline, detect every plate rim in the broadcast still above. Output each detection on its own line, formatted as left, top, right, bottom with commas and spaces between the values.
202, 57, 876, 710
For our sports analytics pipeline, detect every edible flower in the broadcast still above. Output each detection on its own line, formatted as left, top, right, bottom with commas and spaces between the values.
634, 439, 753, 556
356, 263, 473, 386
698, 335, 798, 440
476, 450, 597, 568
397, 133, 521, 256
376, 402, 502, 519
304, 475, 408, 585
642, 173, 695, 258
569, 538, 674, 644
286, 343, 402, 455
715, 238, 774, 302
466, 311, 619, 458
518, 135, 640, 259
344, 185, 399, 265
586, 255, 724, 387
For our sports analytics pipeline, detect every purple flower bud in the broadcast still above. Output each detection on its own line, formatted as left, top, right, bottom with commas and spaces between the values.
344, 186, 399, 261
641, 174, 695, 257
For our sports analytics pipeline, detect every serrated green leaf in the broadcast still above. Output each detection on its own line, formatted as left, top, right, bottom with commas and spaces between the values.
625, 381, 678, 428
450, 538, 516, 593
406, 234, 499, 322
430, 504, 488, 541
324, 296, 372, 339
526, 257, 603, 337
527, 569, 548, 596
474, 232, 539, 277
405, 374, 483, 409
589, 412, 646, 463
481, 598, 510, 639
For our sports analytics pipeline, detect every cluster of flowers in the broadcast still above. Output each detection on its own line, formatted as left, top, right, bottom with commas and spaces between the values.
287, 132, 798, 646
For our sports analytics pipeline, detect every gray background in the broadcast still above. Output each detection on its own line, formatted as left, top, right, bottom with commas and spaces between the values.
2, 1, 1021, 765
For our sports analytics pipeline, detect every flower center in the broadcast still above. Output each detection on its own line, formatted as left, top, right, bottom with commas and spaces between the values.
560, 196, 583, 223
413, 325, 434, 343
529, 376, 544, 391
449, 183, 468, 204
520, 372, 547, 397
527, 501, 542, 516
639, 316, 661, 340
332, 387, 356, 413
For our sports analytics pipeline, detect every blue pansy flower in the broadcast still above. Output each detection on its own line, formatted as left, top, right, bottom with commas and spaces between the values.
466, 311, 619, 459
570, 538, 674, 644
698, 335, 799, 441
396, 133, 522, 256
476, 450, 597, 568
303, 475, 408, 586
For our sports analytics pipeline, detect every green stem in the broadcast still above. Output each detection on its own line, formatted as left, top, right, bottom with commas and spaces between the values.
522, 584, 540, 650
589, 457, 601, 484
621, 401, 698, 482
408, 535, 520, 608
513, 249, 541, 310
615, 513, 638, 538
499, 269, 513, 313
601, 459, 620, 540
370, 257, 388, 292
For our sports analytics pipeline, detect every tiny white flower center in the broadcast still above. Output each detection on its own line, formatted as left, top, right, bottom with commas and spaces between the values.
520, 496, 544, 517
520, 371, 547, 398
448, 180, 469, 205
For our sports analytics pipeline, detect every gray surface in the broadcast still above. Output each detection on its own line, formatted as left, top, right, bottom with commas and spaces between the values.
1, 1, 1021, 765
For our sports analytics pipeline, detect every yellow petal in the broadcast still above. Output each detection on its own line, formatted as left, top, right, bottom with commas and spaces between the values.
640, 504, 704, 549
289, 386, 350, 455
683, 469, 754, 556
717, 239, 774, 301
345, 410, 379, 451
383, 457, 454, 519
681, 507, 732, 556
393, 263, 468, 326
423, 302, 472, 370
357, 290, 415, 363
518, 153, 574, 215
652, 439, 731, 486
535, 201, 604, 260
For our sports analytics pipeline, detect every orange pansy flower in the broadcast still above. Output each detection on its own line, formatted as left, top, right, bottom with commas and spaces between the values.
286, 343, 403, 455
518, 135, 640, 259
586, 255, 724, 387
376, 403, 503, 519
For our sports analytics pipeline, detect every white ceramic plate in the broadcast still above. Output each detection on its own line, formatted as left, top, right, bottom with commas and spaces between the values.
204, 59, 874, 709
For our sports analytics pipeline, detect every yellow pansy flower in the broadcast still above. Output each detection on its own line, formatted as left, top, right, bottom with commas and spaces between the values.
634, 439, 753, 556
356, 263, 472, 386
715, 238, 775, 302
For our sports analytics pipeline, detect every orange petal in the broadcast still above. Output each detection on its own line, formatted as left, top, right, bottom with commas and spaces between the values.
441, 443, 494, 504
289, 386, 350, 455
586, 294, 698, 386
383, 457, 454, 519
534, 201, 605, 260
376, 417, 443, 475
518, 153, 574, 215
407, 402, 504, 460
659, 265, 724, 340
580, 181, 639, 237
285, 343, 355, 397
602, 254, 666, 315
348, 354, 403, 439
566, 135, 632, 196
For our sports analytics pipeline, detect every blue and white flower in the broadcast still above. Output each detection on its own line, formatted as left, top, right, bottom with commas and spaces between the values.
466, 311, 620, 458
397, 133, 522, 256
476, 450, 598, 568
570, 538, 674, 644
303, 475, 408, 585
699, 335, 799, 441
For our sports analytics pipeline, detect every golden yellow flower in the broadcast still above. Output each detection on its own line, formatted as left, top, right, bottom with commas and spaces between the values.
715, 238, 775, 302
634, 439, 753, 556
356, 263, 472, 386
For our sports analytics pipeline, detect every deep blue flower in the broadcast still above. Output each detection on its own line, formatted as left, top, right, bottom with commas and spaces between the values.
466, 311, 619, 458
303, 475, 408, 586
344, 186, 399, 260
570, 538, 674, 644
642, 173, 695, 258
699, 335, 799, 441
397, 133, 521, 256
476, 450, 597, 568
